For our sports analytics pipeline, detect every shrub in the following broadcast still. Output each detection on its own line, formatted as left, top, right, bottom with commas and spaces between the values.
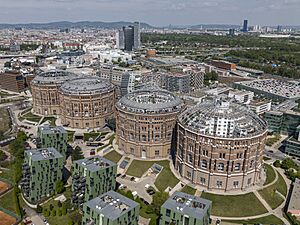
273, 160, 281, 168
51, 209, 56, 217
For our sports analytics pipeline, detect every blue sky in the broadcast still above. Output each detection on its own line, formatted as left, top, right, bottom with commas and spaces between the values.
0, 0, 299, 26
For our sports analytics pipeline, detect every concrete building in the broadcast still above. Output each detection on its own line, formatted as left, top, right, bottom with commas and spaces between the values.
116, 84, 184, 159
284, 125, 300, 157
21, 148, 64, 203
248, 100, 271, 115
72, 156, 117, 207
265, 110, 300, 135
59, 77, 115, 129
234, 79, 300, 101
176, 99, 268, 191
165, 73, 191, 93
228, 90, 254, 104
210, 60, 237, 71
160, 192, 212, 225
287, 178, 300, 217
31, 70, 76, 115
82, 190, 140, 225
37, 125, 68, 157
0, 72, 25, 92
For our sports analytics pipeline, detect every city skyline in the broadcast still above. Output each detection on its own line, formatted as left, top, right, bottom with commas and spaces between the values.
0, 0, 299, 26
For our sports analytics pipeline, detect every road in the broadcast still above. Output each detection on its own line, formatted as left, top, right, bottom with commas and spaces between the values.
264, 146, 300, 166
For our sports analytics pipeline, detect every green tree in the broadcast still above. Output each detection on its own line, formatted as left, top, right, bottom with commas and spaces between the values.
36, 204, 43, 213
152, 192, 169, 215
281, 158, 296, 170
273, 160, 281, 168
55, 180, 65, 194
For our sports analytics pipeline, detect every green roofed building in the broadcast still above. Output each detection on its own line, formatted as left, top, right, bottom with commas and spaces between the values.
82, 190, 140, 225
37, 124, 68, 157
160, 191, 212, 225
72, 156, 117, 207
21, 148, 64, 203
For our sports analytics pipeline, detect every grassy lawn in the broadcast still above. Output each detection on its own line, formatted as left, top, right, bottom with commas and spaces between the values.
40, 116, 56, 127
97, 143, 110, 152
20, 111, 41, 123
126, 160, 155, 177
0, 190, 18, 214
0, 108, 11, 133
83, 132, 101, 141
224, 214, 284, 224
126, 160, 179, 191
258, 171, 287, 209
180, 185, 196, 195
154, 161, 179, 192
200, 192, 268, 217
108, 133, 116, 145
264, 164, 276, 186
103, 150, 122, 163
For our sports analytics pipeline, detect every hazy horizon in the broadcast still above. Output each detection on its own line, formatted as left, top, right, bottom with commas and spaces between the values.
0, 0, 299, 26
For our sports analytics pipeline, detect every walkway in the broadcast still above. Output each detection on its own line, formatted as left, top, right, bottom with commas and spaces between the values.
210, 166, 290, 225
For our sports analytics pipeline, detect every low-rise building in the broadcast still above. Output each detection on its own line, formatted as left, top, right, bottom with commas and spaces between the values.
20, 148, 64, 203
160, 192, 212, 225
285, 125, 300, 157
37, 125, 68, 157
228, 90, 254, 104
72, 156, 117, 207
248, 100, 271, 115
265, 110, 300, 135
82, 190, 140, 225
287, 178, 300, 217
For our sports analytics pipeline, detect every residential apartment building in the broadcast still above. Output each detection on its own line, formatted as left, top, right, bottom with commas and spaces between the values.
82, 191, 140, 225
160, 192, 212, 225
72, 156, 117, 207
287, 178, 300, 217
0, 72, 25, 92
37, 125, 68, 157
21, 148, 64, 203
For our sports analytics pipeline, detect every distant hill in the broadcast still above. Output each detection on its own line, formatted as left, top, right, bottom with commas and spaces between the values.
0, 21, 154, 29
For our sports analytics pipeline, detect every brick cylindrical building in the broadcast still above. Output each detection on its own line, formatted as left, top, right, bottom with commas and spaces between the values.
116, 85, 184, 159
176, 100, 268, 191
31, 70, 76, 115
59, 77, 115, 129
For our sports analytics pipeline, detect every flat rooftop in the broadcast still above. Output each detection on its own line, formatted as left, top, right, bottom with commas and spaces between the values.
39, 124, 67, 134
288, 178, 300, 213
84, 190, 139, 220
74, 156, 116, 172
25, 148, 63, 161
235, 79, 300, 99
162, 192, 211, 219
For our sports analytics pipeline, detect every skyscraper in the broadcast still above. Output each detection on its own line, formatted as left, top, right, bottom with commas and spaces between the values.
242, 19, 248, 32
116, 21, 141, 51
123, 26, 134, 51
133, 21, 140, 50
116, 29, 125, 49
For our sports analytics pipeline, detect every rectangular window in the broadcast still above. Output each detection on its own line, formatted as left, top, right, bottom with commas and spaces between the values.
200, 177, 206, 184
217, 180, 222, 188
187, 171, 192, 178
233, 181, 239, 188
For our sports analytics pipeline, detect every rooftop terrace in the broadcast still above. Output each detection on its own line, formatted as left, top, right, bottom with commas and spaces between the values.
25, 147, 63, 161
74, 156, 116, 172
162, 191, 211, 219
85, 191, 139, 220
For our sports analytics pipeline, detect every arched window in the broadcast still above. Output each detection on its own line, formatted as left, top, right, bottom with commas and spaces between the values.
130, 133, 134, 141
235, 163, 241, 171
154, 135, 160, 141
218, 163, 224, 171
142, 135, 146, 141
